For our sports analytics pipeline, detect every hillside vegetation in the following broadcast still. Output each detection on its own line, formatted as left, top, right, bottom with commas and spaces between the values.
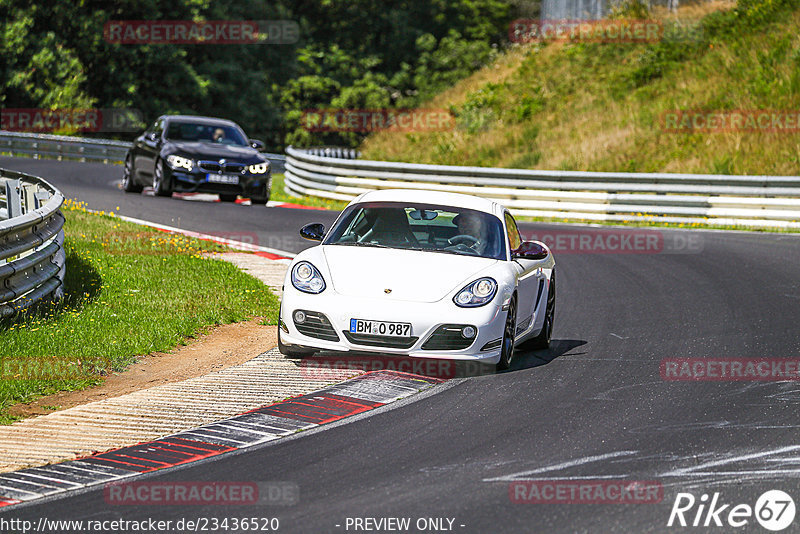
361, 0, 800, 176
0, 0, 510, 150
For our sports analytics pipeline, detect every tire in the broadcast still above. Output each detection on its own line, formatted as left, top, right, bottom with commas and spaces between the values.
527, 269, 556, 350
496, 296, 517, 371
153, 159, 172, 197
122, 156, 143, 193
250, 184, 270, 206
219, 194, 238, 203
277, 306, 315, 358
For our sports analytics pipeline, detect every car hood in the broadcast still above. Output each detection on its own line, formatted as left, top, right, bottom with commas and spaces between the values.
165, 141, 262, 161
321, 245, 498, 303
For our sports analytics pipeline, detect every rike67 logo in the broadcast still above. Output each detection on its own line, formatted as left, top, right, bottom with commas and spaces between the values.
668, 490, 795, 531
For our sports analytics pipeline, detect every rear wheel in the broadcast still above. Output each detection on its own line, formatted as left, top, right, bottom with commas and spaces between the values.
528, 269, 556, 350
219, 194, 238, 203
153, 159, 172, 197
122, 156, 142, 193
496, 296, 517, 371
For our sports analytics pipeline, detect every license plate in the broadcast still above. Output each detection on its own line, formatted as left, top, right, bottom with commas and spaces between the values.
206, 174, 239, 185
350, 319, 411, 337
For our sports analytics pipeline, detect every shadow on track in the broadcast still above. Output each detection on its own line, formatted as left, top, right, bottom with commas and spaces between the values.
508, 338, 587, 372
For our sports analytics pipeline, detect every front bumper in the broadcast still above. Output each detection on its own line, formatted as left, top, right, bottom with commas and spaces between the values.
166, 167, 270, 197
279, 288, 506, 364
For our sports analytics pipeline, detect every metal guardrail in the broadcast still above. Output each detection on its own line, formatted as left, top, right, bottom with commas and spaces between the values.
0, 131, 287, 173
0, 131, 130, 163
0, 168, 66, 318
284, 146, 800, 228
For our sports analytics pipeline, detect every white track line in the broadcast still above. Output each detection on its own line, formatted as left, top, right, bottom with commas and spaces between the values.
115, 214, 296, 259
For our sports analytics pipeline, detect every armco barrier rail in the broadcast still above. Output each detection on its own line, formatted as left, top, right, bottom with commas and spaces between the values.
0, 131, 130, 163
0, 168, 66, 317
0, 131, 287, 173
284, 146, 800, 228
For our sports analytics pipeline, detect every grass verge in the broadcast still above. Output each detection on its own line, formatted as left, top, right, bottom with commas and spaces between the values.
0, 199, 280, 424
360, 0, 800, 176
271, 173, 348, 211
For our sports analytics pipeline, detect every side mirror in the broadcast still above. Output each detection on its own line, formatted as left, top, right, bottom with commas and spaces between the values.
300, 223, 325, 242
146, 132, 157, 142
250, 139, 265, 151
513, 241, 548, 260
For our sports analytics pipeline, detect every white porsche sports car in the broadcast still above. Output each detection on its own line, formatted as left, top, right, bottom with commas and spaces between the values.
278, 190, 556, 370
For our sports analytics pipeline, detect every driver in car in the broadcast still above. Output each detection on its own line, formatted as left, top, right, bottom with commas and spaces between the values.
212, 128, 226, 143
453, 212, 488, 254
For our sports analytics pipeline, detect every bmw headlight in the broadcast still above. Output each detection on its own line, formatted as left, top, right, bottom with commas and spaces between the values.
248, 162, 269, 174
166, 155, 193, 171
291, 261, 326, 294
453, 277, 497, 307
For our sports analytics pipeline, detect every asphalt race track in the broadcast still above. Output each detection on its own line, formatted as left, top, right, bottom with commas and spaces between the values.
0, 156, 336, 256
3, 156, 800, 532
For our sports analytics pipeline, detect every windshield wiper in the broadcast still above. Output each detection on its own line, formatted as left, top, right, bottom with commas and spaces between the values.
330, 241, 390, 248
402, 246, 476, 257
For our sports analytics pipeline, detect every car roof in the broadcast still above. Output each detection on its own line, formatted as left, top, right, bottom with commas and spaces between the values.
160, 115, 239, 127
352, 189, 503, 216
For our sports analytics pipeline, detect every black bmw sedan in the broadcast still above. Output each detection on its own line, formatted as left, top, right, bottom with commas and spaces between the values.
122, 115, 271, 204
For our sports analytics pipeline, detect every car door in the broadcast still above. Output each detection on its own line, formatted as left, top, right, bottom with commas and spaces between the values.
505, 211, 543, 336
134, 118, 164, 180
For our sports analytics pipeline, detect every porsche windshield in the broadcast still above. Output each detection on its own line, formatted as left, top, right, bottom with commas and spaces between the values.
165, 122, 249, 146
324, 202, 506, 260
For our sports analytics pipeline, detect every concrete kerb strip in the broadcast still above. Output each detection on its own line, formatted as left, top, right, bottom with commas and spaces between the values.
0, 349, 363, 474
0, 221, 295, 475
0, 370, 443, 509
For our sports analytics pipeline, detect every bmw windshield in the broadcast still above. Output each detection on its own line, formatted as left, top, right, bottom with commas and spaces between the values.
165, 121, 249, 146
324, 202, 506, 260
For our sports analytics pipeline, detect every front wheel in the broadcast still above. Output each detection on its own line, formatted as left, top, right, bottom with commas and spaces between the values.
496, 296, 517, 371
277, 315, 315, 358
122, 156, 142, 193
250, 183, 270, 206
153, 159, 172, 197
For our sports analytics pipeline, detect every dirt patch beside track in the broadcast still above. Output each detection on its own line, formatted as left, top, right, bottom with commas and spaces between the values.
8, 320, 277, 419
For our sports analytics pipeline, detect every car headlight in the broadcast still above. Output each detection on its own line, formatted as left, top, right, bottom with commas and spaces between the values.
453, 277, 497, 307
166, 155, 193, 171
291, 261, 326, 294
248, 162, 269, 174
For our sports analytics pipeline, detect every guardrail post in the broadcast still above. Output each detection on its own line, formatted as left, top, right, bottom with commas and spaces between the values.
23, 184, 38, 214
5, 180, 23, 218
34, 191, 51, 210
